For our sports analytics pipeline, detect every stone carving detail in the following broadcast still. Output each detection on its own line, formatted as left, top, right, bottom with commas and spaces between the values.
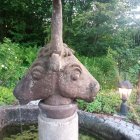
13, 0, 100, 105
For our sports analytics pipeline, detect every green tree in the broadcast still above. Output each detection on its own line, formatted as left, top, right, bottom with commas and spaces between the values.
0, 0, 52, 45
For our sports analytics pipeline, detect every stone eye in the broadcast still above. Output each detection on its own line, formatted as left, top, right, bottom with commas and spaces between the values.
32, 71, 42, 80
71, 69, 81, 81
31, 65, 44, 80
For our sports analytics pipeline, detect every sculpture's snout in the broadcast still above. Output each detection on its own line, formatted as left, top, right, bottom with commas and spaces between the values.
86, 81, 100, 102
13, 75, 31, 105
89, 82, 100, 94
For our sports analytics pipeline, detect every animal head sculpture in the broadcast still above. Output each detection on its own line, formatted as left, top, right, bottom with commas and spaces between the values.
13, 0, 100, 105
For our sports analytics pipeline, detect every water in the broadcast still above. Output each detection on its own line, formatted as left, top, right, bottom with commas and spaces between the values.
2, 125, 97, 140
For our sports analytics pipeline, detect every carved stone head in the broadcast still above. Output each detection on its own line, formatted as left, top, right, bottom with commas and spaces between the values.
14, 44, 100, 105
13, 0, 100, 105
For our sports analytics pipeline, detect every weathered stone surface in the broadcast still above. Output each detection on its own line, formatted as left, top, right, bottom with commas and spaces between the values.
13, 0, 100, 106
0, 105, 39, 139
0, 105, 39, 132
78, 110, 140, 140
0, 105, 140, 140
39, 101, 77, 119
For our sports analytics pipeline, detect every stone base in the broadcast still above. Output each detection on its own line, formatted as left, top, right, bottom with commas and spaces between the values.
38, 112, 78, 140
38, 101, 77, 119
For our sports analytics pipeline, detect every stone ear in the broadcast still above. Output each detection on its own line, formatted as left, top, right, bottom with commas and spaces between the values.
49, 53, 62, 71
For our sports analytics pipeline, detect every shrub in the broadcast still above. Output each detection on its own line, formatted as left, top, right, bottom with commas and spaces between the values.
127, 91, 140, 125
21, 46, 38, 67
0, 38, 38, 88
0, 38, 26, 87
78, 90, 121, 114
77, 52, 118, 89
0, 86, 15, 105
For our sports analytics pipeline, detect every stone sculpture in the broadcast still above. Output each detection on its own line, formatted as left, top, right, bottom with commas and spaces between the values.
13, 0, 100, 106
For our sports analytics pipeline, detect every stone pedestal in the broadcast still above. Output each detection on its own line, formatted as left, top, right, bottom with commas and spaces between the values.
38, 101, 78, 140
120, 100, 128, 116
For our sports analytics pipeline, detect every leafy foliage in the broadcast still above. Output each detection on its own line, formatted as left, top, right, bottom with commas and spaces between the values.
77, 49, 118, 89
127, 91, 140, 125
78, 90, 121, 114
0, 0, 52, 45
0, 86, 15, 105
0, 38, 38, 87
0, 38, 25, 87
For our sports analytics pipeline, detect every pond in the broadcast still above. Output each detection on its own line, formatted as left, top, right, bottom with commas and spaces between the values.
2, 125, 98, 140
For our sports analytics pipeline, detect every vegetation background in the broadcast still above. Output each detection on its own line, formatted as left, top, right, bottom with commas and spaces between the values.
0, 0, 140, 124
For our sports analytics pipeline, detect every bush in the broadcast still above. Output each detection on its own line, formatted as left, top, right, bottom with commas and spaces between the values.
21, 46, 38, 67
78, 90, 121, 114
0, 38, 38, 88
0, 86, 15, 105
0, 38, 25, 87
77, 51, 118, 89
127, 91, 140, 125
